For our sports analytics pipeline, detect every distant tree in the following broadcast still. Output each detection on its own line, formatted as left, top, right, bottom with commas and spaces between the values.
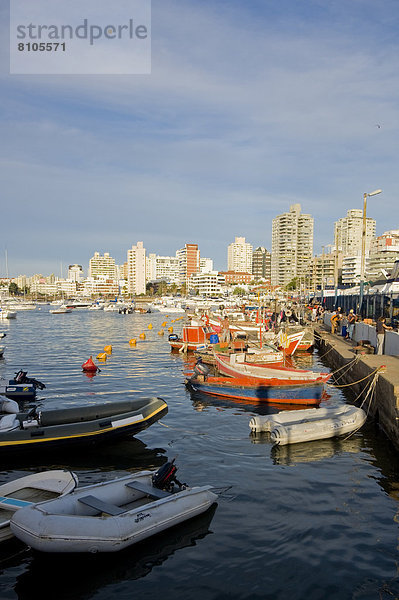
9, 282, 19, 295
286, 278, 298, 291
233, 286, 245, 296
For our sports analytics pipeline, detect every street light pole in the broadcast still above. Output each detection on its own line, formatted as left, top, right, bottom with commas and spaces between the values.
359, 189, 382, 316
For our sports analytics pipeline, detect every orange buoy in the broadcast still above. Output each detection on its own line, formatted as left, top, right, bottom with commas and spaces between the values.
97, 352, 107, 360
158, 329, 164, 336
139, 332, 146, 339
168, 326, 173, 333
161, 322, 167, 327
129, 338, 137, 346
82, 356, 98, 372
148, 323, 153, 330
104, 345, 112, 354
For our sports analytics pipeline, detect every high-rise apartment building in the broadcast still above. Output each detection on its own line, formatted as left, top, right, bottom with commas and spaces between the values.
146, 254, 180, 284
367, 230, 399, 280
88, 252, 117, 281
127, 241, 146, 295
252, 247, 271, 281
227, 237, 253, 274
271, 204, 314, 287
68, 264, 83, 282
177, 243, 200, 286
335, 209, 376, 256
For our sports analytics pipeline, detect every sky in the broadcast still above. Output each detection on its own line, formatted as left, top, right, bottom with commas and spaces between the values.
1, 0, 399, 277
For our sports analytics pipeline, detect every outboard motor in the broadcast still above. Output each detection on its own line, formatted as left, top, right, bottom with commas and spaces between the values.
190, 359, 210, 382
14, 370, 46, 390
152, 458, 186, 493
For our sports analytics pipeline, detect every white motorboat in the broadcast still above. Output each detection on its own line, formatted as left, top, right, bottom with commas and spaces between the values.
49, 305, 72, 314
10, 462, 217, 553
0, 470, 78, 542
88, 304, 103, 311
0, 308, 16, 319
249, 404, 367, 445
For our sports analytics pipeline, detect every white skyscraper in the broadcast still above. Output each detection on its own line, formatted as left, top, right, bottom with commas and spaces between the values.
227, 237, 253, 273
271, 204, 314, 287
335, 209, 376, 257
127, 241, 146, 295
88, 252, 117, 280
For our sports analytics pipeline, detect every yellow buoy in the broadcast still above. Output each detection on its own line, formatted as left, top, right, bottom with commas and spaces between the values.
97, 352, 107, 360
168, 326, 173, 333
148, 323, 153, 330
139, 332, 146, 339
104, 345, 112, 354
161, 322, 167, 327
129, 338, 137, 346
158, 329, 164, 336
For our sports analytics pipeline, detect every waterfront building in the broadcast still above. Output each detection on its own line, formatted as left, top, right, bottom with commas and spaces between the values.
200, 257, 214, 273
271, 204, 314, 287
177, 243, 200, 287
88, 252, 117, 281
227, 237, 253, 274
68, 264, 83, 282
127, 241, 146, 295
341, 255, 370, 285
252, 247, 271, 281
82, 276, 119, 297
189, 271, 225, 296
218, 271, 252, 285
335, 209, 376, 256
367, 230, 399, 281
309, 248, 343, 290
147, 254, 180, 284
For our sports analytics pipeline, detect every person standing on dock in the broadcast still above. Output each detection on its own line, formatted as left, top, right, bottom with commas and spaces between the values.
346, 310, 356, 340
330, 311, 340, 334
376, 317, 392, 355
220, 315, 231, 344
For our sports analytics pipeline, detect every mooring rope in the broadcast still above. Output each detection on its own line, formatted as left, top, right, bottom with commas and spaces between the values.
341, 371, 381, 441
330, 355, 362, 382
327, 365, 385, 388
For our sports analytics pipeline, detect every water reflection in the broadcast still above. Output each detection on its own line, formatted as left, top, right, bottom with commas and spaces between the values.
14, 505, 217, 600
269, 435, 363, 465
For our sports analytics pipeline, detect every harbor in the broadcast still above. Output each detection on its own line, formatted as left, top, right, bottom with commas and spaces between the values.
1, 307, 399, 599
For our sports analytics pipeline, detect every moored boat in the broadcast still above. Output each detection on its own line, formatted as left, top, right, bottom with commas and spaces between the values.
10, 461, 217, 553
0, 396, 168, 454
249, 404, 367, 445
0, 470, 78, 542
187, 375, 325, 405
213, 352, 331, 386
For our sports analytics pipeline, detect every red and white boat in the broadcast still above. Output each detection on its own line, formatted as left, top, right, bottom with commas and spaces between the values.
213, 352, 331, 386
168, 326, 209, 352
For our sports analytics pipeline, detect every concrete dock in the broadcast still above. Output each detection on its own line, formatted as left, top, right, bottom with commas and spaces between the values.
314, 326, 399, 450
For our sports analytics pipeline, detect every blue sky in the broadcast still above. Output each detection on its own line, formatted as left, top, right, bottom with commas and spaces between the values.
1, 0, 399, 277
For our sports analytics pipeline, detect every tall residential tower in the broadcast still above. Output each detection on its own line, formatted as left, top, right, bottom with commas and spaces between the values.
271, 204, 314, 287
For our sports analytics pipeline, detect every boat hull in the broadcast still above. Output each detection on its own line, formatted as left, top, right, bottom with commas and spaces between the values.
0, 397, 168, 454
10, 472, 217, 553
0, 470, 78, 542
249, 405, 367, 445
187, 378, 324, 405
214, 352, 331, 386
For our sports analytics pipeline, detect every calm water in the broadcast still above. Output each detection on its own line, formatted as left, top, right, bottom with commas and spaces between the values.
1, 307, 399, 600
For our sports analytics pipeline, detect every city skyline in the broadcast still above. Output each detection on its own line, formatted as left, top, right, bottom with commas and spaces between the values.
1, 0, 398, 277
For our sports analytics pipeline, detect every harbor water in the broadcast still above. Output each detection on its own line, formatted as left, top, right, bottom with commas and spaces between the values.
1, 307, 399, 600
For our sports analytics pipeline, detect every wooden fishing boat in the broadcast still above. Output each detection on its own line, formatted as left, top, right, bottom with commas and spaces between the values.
186, 376, 325, 405
10, 462, 217, 553
168, 326, 210, 352
0, 470, 78, 542
213, 352, 331, 386
249, 405, 367, 445
0, 397, 168, 455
